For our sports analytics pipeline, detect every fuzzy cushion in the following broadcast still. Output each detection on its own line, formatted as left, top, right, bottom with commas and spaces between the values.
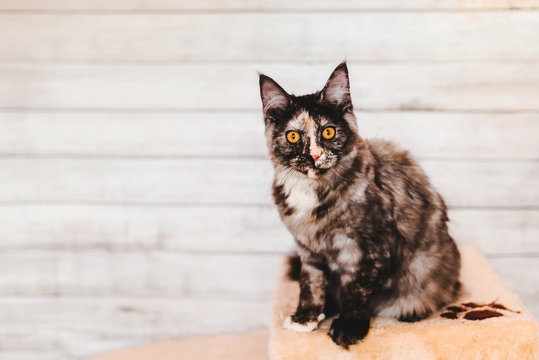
89, 329, 269, 360
269, 245, 537, 360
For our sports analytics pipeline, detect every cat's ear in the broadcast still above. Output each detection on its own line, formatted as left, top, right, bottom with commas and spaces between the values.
321, 62, 352, 112
259, 74, 291, 120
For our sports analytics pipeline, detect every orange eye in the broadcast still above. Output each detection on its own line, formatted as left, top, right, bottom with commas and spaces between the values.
286, 131, 300, 144
322, 127, 336, 139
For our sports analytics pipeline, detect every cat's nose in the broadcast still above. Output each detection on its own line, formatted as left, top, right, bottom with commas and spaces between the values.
311, 154, 320, 162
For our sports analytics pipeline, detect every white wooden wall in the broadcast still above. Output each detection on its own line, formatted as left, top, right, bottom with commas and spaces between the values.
0, 1, 538, 358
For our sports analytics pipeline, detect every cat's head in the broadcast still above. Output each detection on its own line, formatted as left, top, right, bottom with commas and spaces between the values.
259, 62, 359, 178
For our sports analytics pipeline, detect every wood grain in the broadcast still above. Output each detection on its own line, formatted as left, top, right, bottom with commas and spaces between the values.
0, 251, 281, 299
0, 158, 536, 207
489, 257, 539, 318
450, 210, 539, 255
0, 254, 535, 313
0, 353, 66, 360
0, 1, 537, 358
1, 13, 538, 62
1, 111, 537, 159
0, 204, 294, 253
0, 297, 270, 357
0, 205, 537, 255
0, 0, 537, 11
87, 329, 269, 360
0, 255, 535, 318
1, 63, 538, 111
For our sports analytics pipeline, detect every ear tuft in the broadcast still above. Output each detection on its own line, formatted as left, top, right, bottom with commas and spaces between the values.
321, 62, 352, 111
259, 74, 290, 119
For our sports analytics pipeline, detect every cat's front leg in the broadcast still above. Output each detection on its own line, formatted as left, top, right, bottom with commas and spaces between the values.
284, 259, 328, 333
329, 278, 376, 349
329, 304, 371, 349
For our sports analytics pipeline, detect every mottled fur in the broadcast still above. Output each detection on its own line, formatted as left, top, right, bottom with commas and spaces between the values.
259, 62, 461, 348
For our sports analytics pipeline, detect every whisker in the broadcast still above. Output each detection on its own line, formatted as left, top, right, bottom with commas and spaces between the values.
281, 167, 295, 184
330, 167, 356, 183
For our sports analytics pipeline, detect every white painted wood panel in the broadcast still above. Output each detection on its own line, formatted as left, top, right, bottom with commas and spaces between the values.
0, 158, 536, 207
0, 0, 537, 11
0, 297, 270, 357
0, 251, 281, 299
1, 111, 537, 159
0, 255, 535, 317
0, 205, 537, 256
0, 1, 536, 358
0, 292, 536, 359
1, 13, 538, 62
0, 158, 275, 204
0, 204, 293, 253
0, 352, 66, 360
489, 257, 539, 319
1, 63, 538, 111
0, 254, 536, 313
450, 210, 539, 255
0, 283, 535, 359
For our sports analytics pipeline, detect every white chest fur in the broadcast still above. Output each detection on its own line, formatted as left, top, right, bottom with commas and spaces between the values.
275, 168, 319, 236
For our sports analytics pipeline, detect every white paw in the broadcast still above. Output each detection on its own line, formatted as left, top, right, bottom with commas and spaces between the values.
283, 314, 324, 333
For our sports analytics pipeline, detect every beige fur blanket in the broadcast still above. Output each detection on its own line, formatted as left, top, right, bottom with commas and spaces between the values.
269, 245, 537, 360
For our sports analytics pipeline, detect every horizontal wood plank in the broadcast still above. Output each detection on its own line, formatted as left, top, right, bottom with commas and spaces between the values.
1, 13, 538, 62
0, 111, 537, 159
0, 0, 537, 11
0, 3, 536, 359
0, 353, 66, 360
0, 205, 537, 256
489, 257, 539, 318
0, 204, 294, 253
0, 254, 535, 314
0, 297, 270, 357
0, 251, 281, 299
0, 254, 536, 358
449, 210, 539, 255
0, 254, 535, 313
0, 158, 537, 207
1, 63, 538, 111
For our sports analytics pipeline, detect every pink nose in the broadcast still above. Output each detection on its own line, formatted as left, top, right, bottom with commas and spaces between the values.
311, 154, 320, 162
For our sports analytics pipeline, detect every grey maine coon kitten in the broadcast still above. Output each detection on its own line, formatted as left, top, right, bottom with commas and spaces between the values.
258, 62, 461, 348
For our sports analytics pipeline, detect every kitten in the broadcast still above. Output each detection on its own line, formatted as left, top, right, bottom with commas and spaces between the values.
258, 62, 461, 348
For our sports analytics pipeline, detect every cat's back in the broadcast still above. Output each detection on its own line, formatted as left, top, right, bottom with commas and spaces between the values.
367, 139, 461, 319
365, 138, 449, 245
366, 138, 421, 174
366, 138, 439, 202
